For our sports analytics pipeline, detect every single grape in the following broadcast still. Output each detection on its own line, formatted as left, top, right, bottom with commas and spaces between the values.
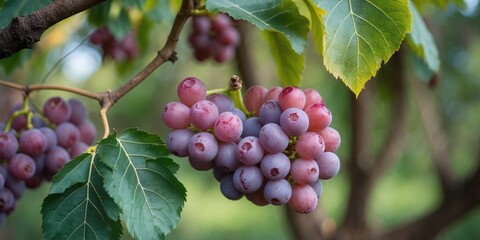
232, 165, 263, 194
288, 184, 318, 214
213, 44, 235, 63
236, 136, 264, 165
8, 153, 36, 180
189, 33, 211, 50
233, 108, 247, 123
162, 101, 191, 130
317, 127, 341, 152
295, 132, 325, 160
279, 108, 309, 136
206, 94, 235, 113
46, 146, 70, 173
68, 98, 88, 125
316, 152, 340, 180
218, 27, 240, 46
43, 96, 72, 124
39, 127, 57, 151
32, 117, 48, 128
192, 15, 211, 34
25, 174, 44, 189
220, 174, 244, 200
55, 122, 80, 148
246, 189, 269, 206
188, 132, 218, 162
278, 87, 306, 110
166, 129, 196, 157
188, 156, 215, 171
258, 100, 282, 125
5, 175, 25, 199
214, 142, 241, 172
212, 166, 229, 182
241, 117, 263, 138
120, 32, 138, 59
190, 100, 219, 131
263, 87, 283, 103
177, 77, 207, 107
0, 131, 18, 159
290, 158, 319, 185
193, 45, 211, 61
260, 153, 291, 180
305, 103, 332, 131
310, 179, 323, 198
304, 88, 324, 108
211, 13, 233, 32
214, 112, 243, 142
0, 188, 15, 212
77, 119, 97, 145
34, 153, 46, 175
259, 123, 289, 153
263, 179, 292, 205
70, 141, 89, 158
244, 85, 268, 115
19, 129, 47, 157
11, 113, 27, 131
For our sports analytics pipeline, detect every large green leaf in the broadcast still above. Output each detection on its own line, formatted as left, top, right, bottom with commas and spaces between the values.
42, 153, 122, 240
107, 8, 131, 40
0, 0, 50, 29
318, 0, 412, 96
263, 31, 305, 87
407, 1, 439, 72
303, 0, 326, 55
97, 128, 186, 240
206, 0, 309, 54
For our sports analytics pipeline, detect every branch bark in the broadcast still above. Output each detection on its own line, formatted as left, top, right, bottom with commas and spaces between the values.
0, 0, 106, 59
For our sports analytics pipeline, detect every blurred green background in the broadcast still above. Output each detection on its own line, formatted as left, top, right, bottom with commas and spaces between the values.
1, 2, 480, 240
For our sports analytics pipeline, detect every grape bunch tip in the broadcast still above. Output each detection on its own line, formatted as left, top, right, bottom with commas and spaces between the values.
163, 76, 341, 214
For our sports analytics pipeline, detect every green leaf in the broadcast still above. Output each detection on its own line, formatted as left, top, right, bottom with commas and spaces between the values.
145, 0, 174, 23
97, 128, 186, 240
0, 0, 50, 28
206, 0, 309, 53
406, 1, 439, 72
318, 0, 412, 96
120, 0, 145, 8
42, 153, 122, 240
263, 31, 305, 87
107, 8, 131, 40
412, 0, 465, 11
88, 1, 112, 27
303, 0, 326, 55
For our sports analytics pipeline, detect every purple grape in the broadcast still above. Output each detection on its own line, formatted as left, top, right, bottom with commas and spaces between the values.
220, 174, 244, 200
0, 131, 18, 159
68, 99, 88, 125
188, 132, 218, 162
310, 180, 323, 198
288, 184, 318, 214
259, 123, 289, 153
233, 108, 247, 123
246, 189, 269, 206
232, 165, 263, 194
25, 174, 44, 189
19, 129, 47, 157
241, 117, 263, 138
192, 15, 211, 34
190, 100, 219, 131
34, 153, 46, 175
213, 167, 229, 182
32, 117, 47, 128
70, 141, 89, 158
0, 122, 4, 131
206, 94, 234, 113
55, 122, 80, 148
193, 45, 211, 61
162, 101, 191, 130
5, 175, 25, 199
7, 153, 36, 180
258, 100, 282, 125
0, 188, 15, 212
263, 179, 292, 205
214, 142, 241, 172
46, 146, 70, 173
213, 44, 235, 63
188, 156, 215, 171
290, 158, 319, 185
214, 112, 243, 142
211, 14, 233, 32
218, 27, 240, 46
177, 77, 207, 107
11, 114, 27, 131
260, 153, 291, 180
39, 127, 58, 151
0, 174, 4, 190
235, 136, 264, 165
43, 97, 72, 124
279, 108, 309, 136
77, 120, 97, 145
166, 129, 195, 157
316, 152, 340, 180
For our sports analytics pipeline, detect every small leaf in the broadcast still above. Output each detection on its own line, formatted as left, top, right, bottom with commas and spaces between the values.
97, 128, 186, 240
88, 1, 112, 27
318, 0, 412, 96
0, 0, 50, 28
303, 0, 326, 55
406, 0, 439, 72
120, 0, 145, 8
42, 153, 122, 240
107, 8, 131, 40
263, 31, 305, 87
145, 0, 174, 23
206, 0, 309, 53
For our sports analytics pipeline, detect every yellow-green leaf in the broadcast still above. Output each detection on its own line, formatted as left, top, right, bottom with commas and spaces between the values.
304, 0, 326, 55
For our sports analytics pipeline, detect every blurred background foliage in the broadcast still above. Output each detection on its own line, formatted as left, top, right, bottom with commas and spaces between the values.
0, 0, 479, 239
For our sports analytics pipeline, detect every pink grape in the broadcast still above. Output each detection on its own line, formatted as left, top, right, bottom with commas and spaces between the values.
177, 77, 207, 107
263, 87, 283, 102
77, 120, 97, 145
304, 88, 324, 108
214, 112, 242, 142
244, 85, 268, 115
278, 87, 306, 110
289, 184, 318, 214
290, 158, 319, 185
295, 132, 325, 159
305, 103, 332, 131
162, 102, 191, 130
317, 127, 341, 152
190, 100, 219, 131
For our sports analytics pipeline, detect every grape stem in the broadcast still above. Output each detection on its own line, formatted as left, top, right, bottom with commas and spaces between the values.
205, 75, 251, 116
0, 0, 196, 139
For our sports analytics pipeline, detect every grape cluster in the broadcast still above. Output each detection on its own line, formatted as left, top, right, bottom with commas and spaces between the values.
0, 97, 97, 224
163, 77, 341, 214
188, 14, 240, 63
90, 27, 138, 61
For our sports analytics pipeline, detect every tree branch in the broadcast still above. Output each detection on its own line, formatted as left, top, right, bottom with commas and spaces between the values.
0, 0, 106, 59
